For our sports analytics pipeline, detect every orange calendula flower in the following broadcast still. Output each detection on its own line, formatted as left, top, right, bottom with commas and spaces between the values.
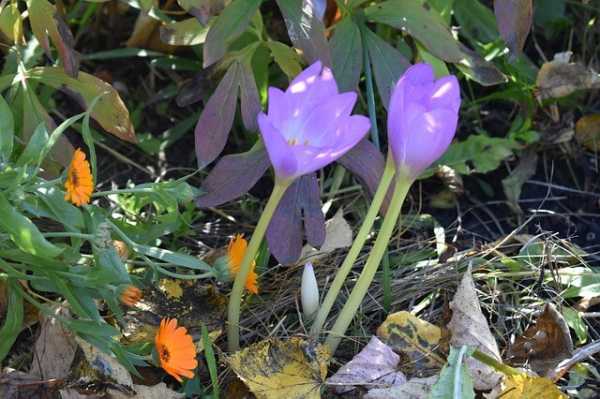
64, 148, 94, 206
120, 285, 142, 307
155, 318, 197, 382
228, 234, 258, 294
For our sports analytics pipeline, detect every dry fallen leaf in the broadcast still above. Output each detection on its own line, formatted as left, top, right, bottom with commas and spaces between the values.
448, 266, 502, 390
300, 209, 352, 261
536, 51, 600, 100
376, 311, 446, 374
364, 376, 438, 399
575, 114, 600, 152
227, 337, 329, 399
110, 383, 184, 399
506, 303, 573, 377
327, 336, 406, 394
158, 279, 184, 299
30, 306, 77, 380
499, 372, 567, 399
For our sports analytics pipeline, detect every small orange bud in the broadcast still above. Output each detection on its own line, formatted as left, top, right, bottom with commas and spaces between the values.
120, 285, 142, 307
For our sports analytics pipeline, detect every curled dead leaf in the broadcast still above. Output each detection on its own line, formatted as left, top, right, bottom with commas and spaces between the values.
506, 303, 573, 377
499, 372, 567, 399
536, 52, 600, 101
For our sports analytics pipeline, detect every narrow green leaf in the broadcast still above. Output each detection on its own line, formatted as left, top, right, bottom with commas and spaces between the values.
0, 94, 14, 160
0, 193, 63, 258
0, 279, 24, 363
202, 324, 219, 399
430, 346, 475, 399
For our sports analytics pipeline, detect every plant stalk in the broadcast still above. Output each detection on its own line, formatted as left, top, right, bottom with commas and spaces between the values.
325, 176, 411, 352
227, 180, 289, 352
310, 155, 395, 337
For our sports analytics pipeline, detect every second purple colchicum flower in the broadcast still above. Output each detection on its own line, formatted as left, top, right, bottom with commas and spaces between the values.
388, 63, 461, 179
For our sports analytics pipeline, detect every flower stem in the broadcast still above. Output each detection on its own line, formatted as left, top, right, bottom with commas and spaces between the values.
325, 177, 411, 352
227, 181, 290, 352
310, 155, 395, 337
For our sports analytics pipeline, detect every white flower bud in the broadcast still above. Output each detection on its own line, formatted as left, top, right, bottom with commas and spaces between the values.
301, 262, 319, 320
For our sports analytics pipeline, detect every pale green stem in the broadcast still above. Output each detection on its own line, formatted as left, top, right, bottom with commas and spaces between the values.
310, 155, 395, 337
227, 180, 290, 352
325, 176, 412, 352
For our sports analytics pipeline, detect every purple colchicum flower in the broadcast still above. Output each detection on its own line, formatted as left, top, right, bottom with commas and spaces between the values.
257, 61, 371, 182
388, 63, 461, 179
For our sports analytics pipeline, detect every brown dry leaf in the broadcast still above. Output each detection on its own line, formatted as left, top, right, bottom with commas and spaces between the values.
364, 376, 437, 399
498, 373, 567, 399
27, 0, 79, 76
327, 336, 406, 395
30, 306, 77, 380
110, 383, 184, 399
227, 337, 329, 399
376, 311, 446, 374
126, 13, 177, 53
575, 114, 600, 151
0, 368, 62, 398
536, 52, 600, 100
300, 209, 352, 262
506, 303, 573, 376
448, 266, 502, 390
494, 0, 533, 56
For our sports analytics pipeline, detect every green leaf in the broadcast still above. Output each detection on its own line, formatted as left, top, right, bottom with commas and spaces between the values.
25, 67, 136, 143
16, 122, 48, 167
35, 187, 85, 230
202, 324, 219, 399
330, 17, 362, 92
0, 193, 63, 258
267, 41, 302, 79
430, 346, 475, 399
453, 0, 499, 44
0, 279, 24, 363
0, 95, 14, 161
160, 18, 208, 46
0, 3, 24, 45
363, 27, 410, 109
562, 307, 587, 345
365, 0, 464, 62
203, 0, 262, 67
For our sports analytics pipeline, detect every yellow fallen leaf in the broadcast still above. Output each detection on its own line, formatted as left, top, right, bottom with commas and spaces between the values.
500, 373, 567, 399
228, 337, 329, 399
377, 311, 446, 372
158, 279, 183, 299
575, 114, 600, 152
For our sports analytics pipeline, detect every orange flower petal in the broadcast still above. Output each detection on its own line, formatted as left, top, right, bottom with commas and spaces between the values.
154, 318, 197, 382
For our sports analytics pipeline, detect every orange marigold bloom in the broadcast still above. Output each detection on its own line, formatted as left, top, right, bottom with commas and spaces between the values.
155, 318, 197, 382
120, 285, 142, 307
228, 234, 258, 294
64, 148, 94, 206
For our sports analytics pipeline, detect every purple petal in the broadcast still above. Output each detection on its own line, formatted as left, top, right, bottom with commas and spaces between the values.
300, 92, 358, 146
401, 108, 458, 175
258, 113, 298, 179
289, 61, 323, 91
402, 63, 435, 86
267, 87, 287, 127
428, 75, 460, 113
